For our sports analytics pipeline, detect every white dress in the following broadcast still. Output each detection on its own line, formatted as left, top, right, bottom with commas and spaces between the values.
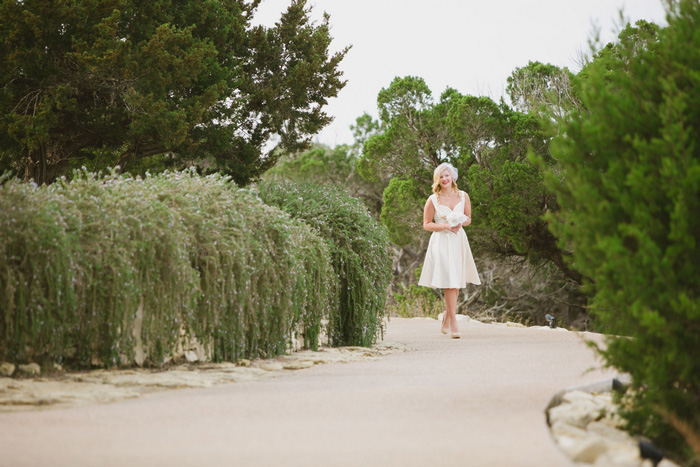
418, 192, 481, 289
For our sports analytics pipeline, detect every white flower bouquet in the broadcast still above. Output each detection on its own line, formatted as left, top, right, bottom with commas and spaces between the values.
446, 211, 469, 227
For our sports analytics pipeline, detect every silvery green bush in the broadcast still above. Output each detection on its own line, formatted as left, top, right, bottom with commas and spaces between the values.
258, 181, 392, 347
0, 169, 334, 367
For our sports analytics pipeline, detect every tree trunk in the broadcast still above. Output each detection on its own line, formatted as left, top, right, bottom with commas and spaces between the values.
527, 221, 583, 285
23, 145, 65, 185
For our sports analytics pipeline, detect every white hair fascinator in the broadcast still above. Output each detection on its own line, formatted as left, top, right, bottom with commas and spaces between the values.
434, 162, 458, 182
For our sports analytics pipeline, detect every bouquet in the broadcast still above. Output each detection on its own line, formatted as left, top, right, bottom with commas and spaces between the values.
446, 211, 469, 227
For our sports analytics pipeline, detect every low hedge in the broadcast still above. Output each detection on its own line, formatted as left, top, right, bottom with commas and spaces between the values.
257, 181, 393, 347
0, 169, 335, 367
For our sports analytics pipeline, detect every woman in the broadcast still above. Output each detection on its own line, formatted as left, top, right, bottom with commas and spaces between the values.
418, 162, 481, 338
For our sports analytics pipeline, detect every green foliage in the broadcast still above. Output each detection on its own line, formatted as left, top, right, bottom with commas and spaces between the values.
380, 177, 428, 246
469, 159, 546, 255
388, 287, 443, 319
357, 77, 459, 187
266, 145, 356, 185
548, 5, 700, 462
264, 144, 386, 218
358, 76, 578, 285
577, 19, 660, 84
0, 170, 334, 367
350, 112, 381, 149
357, 77, 468, 251
0, 0, 347, 185
446, 95, 511, 165
257, 181, 393, 347
506, 61, 578, 121
452, 90, 582, 285
388, 266, 443, 318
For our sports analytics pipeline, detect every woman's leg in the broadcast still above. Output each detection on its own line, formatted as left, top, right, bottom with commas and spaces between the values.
444, 288, 459, 333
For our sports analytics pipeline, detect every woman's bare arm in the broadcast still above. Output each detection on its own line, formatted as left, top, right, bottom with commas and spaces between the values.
462, 192, 472, 226
423, 198, 453, 233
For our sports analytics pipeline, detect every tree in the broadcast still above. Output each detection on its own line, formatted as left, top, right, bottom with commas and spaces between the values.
506, 60, 580, 121
548, 7, 700, 462
263, 143, 386, 217
358, 76, 581, 283
455, 95, 581, 283
357, 76, 456, 185
357, 77, 465, 246
0, 0, 347, 185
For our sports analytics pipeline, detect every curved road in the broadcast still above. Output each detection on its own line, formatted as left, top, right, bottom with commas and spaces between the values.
0, 317, 615, 466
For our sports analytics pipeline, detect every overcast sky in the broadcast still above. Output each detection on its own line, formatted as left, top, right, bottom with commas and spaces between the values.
253, 0, 668, 148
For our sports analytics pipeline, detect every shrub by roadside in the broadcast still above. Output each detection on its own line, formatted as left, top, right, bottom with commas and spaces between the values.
0, 169, 334, 368
548, 4, 700, 463
257, 181, 393, 347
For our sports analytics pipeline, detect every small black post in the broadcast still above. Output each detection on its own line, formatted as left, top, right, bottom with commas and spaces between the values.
639, 440, 664, 467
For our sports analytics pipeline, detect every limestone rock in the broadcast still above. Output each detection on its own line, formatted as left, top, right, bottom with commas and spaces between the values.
0, 362, 16, 377
562, 389, 595, 405
547, 387, 684, 467
570, 435, 611, 463
549, 400, 598, 428
593, 445, 642, 466
592, 392, 614, 407
550, 420, 588, 441
259, 362, 285, 372
587, 420, 635, 444
18, 363, 41, 376
283, 360, 315, 370
598, 405, 625, 428
556, 435, 584, 456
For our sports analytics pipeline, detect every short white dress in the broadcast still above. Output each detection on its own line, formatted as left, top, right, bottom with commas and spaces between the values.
418, 192, 481, 289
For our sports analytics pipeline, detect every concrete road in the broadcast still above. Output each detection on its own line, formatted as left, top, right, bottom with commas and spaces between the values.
0, 318, 616, 467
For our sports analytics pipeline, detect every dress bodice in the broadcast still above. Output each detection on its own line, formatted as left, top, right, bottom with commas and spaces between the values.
431, 193, 464, 224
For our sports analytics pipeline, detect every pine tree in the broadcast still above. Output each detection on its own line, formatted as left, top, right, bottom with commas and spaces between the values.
0, 0, 347, 185
548, 4, 700, 461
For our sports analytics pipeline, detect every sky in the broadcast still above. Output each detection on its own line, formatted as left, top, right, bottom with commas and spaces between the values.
252, 0, 669, 148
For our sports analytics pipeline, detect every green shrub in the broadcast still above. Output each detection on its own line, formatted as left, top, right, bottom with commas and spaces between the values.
380, 177, 428, 247
257, 181, 393, 347
0, 169, 334, 367
548, 5, 700, 462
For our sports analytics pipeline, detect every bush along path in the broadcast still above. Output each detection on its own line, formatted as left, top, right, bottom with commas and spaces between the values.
0, 169, 391, 370
547, 3, 700, 463
257, 181, 393, 347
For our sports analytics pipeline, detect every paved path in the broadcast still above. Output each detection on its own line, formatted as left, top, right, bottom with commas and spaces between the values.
0, 317, 616, 466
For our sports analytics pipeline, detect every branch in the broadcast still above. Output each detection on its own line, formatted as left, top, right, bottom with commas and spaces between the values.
655, 406, 700, 460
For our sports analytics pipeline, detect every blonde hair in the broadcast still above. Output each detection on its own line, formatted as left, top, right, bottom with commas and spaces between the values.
431, 163, 459, 201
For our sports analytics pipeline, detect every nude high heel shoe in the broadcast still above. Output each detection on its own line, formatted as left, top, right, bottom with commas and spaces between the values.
441, 313, 449, 335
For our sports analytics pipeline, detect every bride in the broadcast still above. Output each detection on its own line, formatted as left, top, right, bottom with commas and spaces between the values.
418, 162, 481, 338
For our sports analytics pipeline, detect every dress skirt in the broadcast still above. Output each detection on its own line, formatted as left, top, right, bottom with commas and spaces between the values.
418, 227, 481, 289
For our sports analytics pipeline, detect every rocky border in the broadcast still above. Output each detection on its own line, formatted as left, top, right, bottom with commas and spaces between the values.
546, 377, 678, 466
0, 343, 409, 412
